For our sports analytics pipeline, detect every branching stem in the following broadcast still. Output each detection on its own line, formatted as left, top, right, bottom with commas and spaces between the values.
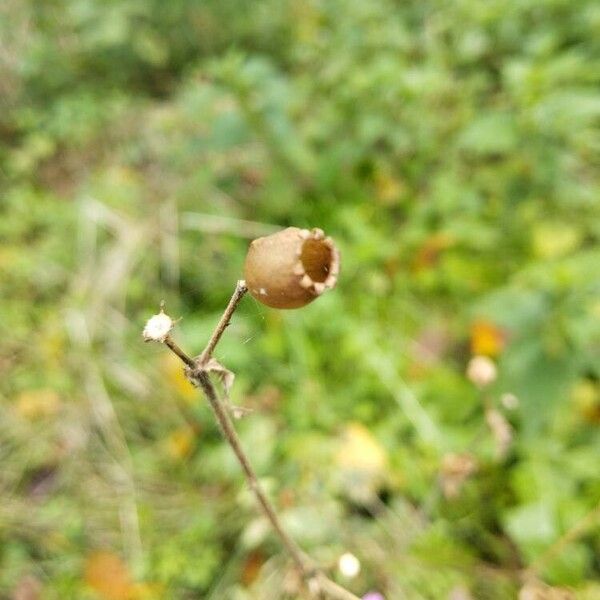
156, 282, 360, 600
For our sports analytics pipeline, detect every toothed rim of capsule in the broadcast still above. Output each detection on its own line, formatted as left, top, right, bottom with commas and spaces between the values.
293, 229, 340, 296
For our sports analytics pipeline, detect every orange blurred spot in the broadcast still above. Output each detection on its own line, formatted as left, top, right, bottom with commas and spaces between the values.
470, 320, 506, 357
278, 488, 296, 509
241, 551, 266, 586
412, 233, 454, 271
85, 551, 135, 600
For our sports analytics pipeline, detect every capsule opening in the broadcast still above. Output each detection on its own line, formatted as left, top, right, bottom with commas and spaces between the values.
300, 238, 332, 283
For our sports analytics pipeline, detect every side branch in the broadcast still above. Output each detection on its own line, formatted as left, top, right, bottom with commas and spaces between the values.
198, 280, 247, 364
164, 336, 196, 369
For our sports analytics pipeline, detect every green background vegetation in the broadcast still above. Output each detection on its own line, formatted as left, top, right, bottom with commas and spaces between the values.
1, 0, 599, 598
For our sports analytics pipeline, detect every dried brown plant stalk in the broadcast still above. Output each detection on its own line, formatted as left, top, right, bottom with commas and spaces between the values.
143, 281, 360, 600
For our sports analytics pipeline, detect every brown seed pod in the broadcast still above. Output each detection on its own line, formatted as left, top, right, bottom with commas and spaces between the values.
244, 227, 340, 309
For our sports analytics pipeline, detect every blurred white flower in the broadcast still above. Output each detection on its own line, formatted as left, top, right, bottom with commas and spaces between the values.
466, 355, 497, 388
501, 393, 519, 410
338, 552, 361, 578
142, 309, 173, 342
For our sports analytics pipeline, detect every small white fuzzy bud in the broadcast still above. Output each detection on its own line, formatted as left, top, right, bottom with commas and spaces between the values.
338, 552, 361, 578
466, 355, 497, 388
142, 309, 173, 342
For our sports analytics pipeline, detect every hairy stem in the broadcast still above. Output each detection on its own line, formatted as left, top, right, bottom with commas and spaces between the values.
155, 283, 360, 600
195, 369, 312, 577
164, 336, 196, 369
198, 280, 248, 364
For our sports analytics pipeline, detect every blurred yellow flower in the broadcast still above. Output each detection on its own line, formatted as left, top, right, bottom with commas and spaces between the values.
337, 423, 388, 473
160, 353, 197, 403
15, 389, 61, 420
165, 426, 197, 460
470, 320, 506, 357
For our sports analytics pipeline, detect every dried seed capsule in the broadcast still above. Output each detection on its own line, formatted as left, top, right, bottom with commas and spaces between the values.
244, 227, 340, 309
